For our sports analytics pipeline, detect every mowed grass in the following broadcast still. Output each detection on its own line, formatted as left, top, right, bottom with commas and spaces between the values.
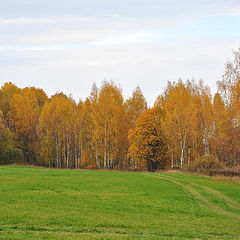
0, 166, 240, 239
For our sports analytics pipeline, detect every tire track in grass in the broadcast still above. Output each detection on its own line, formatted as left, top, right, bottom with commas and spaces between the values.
162, 175, 240, 211
0, 227, 195, 239
146, 174, 239, 218
1, 224, 236, 240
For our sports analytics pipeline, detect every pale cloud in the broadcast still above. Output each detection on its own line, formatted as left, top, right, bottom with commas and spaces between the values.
0, 31, 165, 52
0, 16, 94, 25
0, 15, 166, 45
88, 31, 165, 46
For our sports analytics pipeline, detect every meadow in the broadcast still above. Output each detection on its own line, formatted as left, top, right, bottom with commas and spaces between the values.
0, 166, 240, 239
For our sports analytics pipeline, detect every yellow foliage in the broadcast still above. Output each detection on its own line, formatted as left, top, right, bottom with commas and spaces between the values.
128, 108, 168, 171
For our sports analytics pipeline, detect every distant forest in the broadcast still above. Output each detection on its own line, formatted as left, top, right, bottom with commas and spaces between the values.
1, 48, 240, 171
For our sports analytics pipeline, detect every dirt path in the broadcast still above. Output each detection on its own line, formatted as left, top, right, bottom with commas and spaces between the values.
146, 174, 239, 218
163, 175, 240, 211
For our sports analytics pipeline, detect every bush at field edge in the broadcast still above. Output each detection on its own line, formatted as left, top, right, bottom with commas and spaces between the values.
187, 154, 224, 175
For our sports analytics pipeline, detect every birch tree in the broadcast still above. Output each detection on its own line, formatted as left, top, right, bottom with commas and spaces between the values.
160, 80, 197, 168
97, 81, 125, 169
217, 47, 240, 165
194, 82, 214, 156
38, 93, 76, 168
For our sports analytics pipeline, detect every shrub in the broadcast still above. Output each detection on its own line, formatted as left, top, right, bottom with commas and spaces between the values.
0, 148, 24, 165
187, 154, 224, 175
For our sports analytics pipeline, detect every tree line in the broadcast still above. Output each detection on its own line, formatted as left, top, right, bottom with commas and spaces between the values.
1, 48, 240, 171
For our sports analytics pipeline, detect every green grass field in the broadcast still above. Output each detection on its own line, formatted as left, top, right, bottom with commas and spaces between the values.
0, 166, 240, 239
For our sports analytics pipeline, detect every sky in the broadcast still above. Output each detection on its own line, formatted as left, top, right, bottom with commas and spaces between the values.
0, 0, 240, 106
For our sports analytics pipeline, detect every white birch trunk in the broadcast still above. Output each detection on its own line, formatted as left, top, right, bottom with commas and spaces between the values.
56, 133, 59, 168
180, 130, 187, 169
63, 140, 66, 168
180, 146, 184, 169
66, 134, 70, 168
96, 149, 100, 169
203, 128, 209, 155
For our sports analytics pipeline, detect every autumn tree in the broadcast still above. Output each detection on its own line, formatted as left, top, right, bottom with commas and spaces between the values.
0, 109, 24, 165
97, 81, 127, 169
74, 100, 83, 169
192, 81, 214, 156
218, 47, 240, 106
0, 110, 12, 155
110, 86, 147, 169
9, 87, 47, 163
209, 94, 233, 165
126, 86, 147, 128
217, 47, 240, 166
128, 108, 168, 171
159, 80, 198, 168
0, 82, 21, 130
81, 97, 98, 168
38, 93, 80, 168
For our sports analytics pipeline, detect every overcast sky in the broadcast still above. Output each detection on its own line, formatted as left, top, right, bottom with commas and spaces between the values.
1, 0, 240, 105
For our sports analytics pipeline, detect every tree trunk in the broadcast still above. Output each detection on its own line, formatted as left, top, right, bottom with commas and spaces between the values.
96, 149, 100, 169
188, 148, 190, 166
56, 133, 59, 168
104, 124, 107, 169
180, 146, 184, 169
203, 128, 209, 155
